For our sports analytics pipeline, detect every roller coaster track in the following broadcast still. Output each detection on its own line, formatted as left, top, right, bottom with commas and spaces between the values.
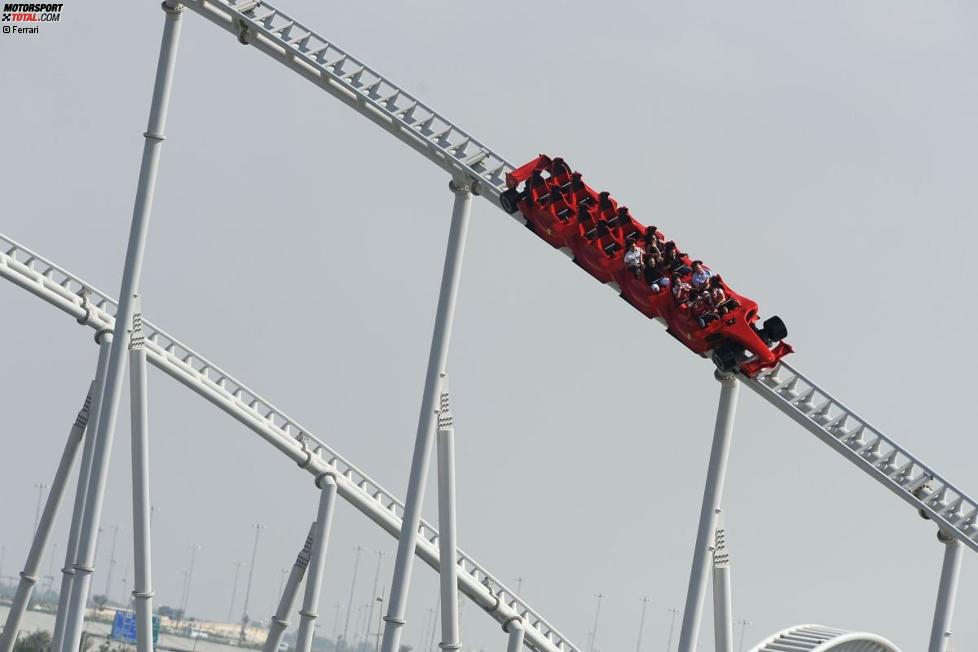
747, 365, 978, 553
175, 0, 978, 555
0, 234, 579, 652
179, 0, 519, 210
2, 1, 975, 650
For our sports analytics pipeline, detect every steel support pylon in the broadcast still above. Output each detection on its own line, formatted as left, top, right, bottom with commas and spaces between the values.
52, 333, 112, 652
295, 475, 338, 652
504, 618, 525, 652
677, 372, 739, 652
128, 303, 155, 652
381, 180, 473, 652
0, 386, 93, 652
928, 531, 963, 652
436, 381, 460, 652
60, 5, 183, 651
712, 526, 733, 652
262, 523, 314, 652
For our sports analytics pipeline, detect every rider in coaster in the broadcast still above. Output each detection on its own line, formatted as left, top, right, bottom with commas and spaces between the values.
708, 275, 739, 314
663, 242, 690, 275
646, 250, 669, 292
671, 272, 692, 307
690, 290, 718, 327
643, 225, 664, 256
623, 239, 645, 279
708, 276, 727, 313
690, 260, 712, 290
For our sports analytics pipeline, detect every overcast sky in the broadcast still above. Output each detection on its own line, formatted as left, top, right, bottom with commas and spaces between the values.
2, 1, 977, 651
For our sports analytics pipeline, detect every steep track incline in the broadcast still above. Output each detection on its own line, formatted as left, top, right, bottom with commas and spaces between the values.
0, 233, 580, 652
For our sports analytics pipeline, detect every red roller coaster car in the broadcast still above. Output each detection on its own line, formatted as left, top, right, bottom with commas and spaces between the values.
499, 154, 792, 377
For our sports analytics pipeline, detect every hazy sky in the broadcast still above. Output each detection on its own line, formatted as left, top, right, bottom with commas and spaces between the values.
2, 1, 977, 651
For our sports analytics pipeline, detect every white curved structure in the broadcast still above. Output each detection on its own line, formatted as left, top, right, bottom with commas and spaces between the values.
750, 624, 902, 652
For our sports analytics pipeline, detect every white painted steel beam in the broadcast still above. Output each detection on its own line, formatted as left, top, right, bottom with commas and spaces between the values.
52, 334, 112, 652
436, 382, 461, 652
295, 475, 338, 652
505, 618, 525, 652
712, 528, 733, 652
61, 4, 184, 650
128, 303, 156, 652
0, 388, 93, 652
382, 183, 472, 652
262, 523, 314, 652
927, 532, 962, 652
678, 374, 739, 652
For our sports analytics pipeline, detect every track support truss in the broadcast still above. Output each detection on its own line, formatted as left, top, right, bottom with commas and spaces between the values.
678, 373, 739, 652
382, 182, 472, 652
928, 531, 962, 652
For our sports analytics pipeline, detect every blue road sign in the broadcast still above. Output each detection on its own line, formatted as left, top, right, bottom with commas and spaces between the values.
111, 610, 161, 646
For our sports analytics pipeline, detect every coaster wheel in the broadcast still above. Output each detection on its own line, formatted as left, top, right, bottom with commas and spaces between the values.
712, 341, 741, 372
500, 188, 521, 214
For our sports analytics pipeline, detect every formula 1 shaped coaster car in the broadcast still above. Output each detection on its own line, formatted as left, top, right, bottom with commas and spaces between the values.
499, 154, 792, 376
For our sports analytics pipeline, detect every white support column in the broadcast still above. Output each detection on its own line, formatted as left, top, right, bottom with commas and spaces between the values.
503, 617, 524, 652
52, 332, 112, 652
928, 530, 963, 652
60, 3, 183, 650
677, 371, 739, 652
295, 474, 338, 652
711, 526, 733, 652
263, 523, 315, 652
0, 386, 94, 652
128, 304, 155, 652
381, 180, 473, 652
436, 380, 460, 652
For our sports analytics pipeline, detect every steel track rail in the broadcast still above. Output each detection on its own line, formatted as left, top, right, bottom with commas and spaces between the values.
745, 365, 978, 553
179, 0, 520, 213
0, 233, 579, 652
